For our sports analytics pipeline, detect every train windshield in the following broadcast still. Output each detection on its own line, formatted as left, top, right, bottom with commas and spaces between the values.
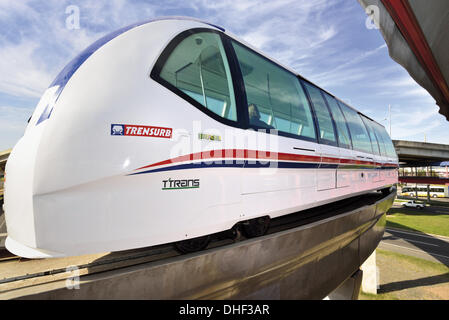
159, 32, 237, 121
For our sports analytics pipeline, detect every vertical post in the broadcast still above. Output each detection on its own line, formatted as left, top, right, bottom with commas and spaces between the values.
198, 55, 208, 109
427, 184, 430, 204
415, 167, 418, 200
388, 104, 391, 136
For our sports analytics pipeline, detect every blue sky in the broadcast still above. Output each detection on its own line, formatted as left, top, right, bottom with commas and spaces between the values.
0, 0, 448, 150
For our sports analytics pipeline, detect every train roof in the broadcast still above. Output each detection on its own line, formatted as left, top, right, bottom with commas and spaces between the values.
53, 16, 386, 130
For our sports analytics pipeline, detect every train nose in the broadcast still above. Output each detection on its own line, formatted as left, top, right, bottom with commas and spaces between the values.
4, 122, 64, 258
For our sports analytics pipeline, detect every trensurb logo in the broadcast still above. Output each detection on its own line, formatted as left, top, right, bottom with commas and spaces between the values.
111, 124, 124, 135
110, 123, 172, 138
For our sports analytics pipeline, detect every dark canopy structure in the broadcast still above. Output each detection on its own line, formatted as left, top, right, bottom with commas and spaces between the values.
359, 0, 449, 121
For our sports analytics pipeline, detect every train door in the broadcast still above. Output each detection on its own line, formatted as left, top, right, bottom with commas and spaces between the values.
316, 144, 340, 190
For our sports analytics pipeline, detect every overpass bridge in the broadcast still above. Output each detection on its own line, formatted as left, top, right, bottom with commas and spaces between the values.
392, 140, 449, 201
394, 140, 449, 167
393, 140, 449, 186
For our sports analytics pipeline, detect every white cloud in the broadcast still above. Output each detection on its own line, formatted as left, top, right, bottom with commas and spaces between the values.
375, 75, 433, 99
310, 44, 387, 87
393, 119, 442, 140
388, 105, 444, 141
0, 41, 52, 98
0, 0, 338, 100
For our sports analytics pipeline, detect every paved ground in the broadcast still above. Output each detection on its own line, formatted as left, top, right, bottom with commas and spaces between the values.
380, 228, 449, 267
381, 200, 449, 267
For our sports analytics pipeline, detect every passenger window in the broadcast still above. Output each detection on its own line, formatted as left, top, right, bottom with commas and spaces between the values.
159, 32, 237, 121
372, 124, 387, 156
303, 83, 337, 146
322, 93, 352, 149
339, 102, 373, 154
231, 41, 316, 140
361, 116, 381, 155
373, 123, 397, 158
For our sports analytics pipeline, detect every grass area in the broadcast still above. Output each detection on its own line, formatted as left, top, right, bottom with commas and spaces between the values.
359, 290, 399, 300
386, 207, 449, 237
377, 249, 449, 274
359, 249, 449, 300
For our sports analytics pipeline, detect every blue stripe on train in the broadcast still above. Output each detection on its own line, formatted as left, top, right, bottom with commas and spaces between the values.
130, 161, 330, 176
128, 160, 396, 176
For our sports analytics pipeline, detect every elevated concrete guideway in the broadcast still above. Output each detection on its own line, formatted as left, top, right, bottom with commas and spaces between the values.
393, 140, 449, 188
0, 192, 394, 299
393, 140, 449, 166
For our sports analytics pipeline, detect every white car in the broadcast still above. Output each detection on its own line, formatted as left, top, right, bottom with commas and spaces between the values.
402, 200, 425, 209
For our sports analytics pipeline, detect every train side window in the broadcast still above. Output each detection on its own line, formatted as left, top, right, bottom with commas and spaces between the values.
322, 93, 352, 149
338, 102, 373, 154
361, 116, 381, 155
371, 123, 387, 156
158, 32, 237, 121
302, 83, 338, 146
231, 41, 316, 140
373, 123, 397, 158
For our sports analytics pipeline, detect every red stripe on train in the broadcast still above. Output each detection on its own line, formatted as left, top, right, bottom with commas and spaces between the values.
135, 149, 397, 171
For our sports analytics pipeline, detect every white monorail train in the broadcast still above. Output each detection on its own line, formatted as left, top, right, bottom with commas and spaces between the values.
4, 17, 398, 258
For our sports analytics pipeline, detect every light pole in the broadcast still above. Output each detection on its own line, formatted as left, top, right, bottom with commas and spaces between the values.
388, 104, 391, 136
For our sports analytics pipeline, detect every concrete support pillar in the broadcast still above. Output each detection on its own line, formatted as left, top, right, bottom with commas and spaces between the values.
326, 269, 363, 300
360, 251, 378, 294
